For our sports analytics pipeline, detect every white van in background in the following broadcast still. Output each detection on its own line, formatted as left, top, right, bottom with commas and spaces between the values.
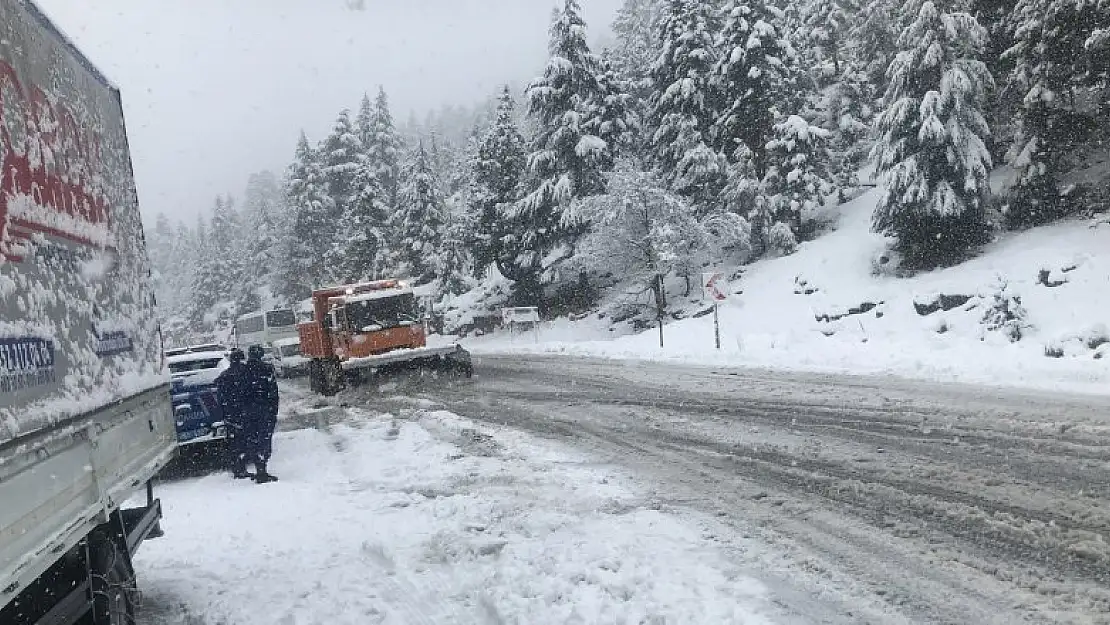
234, 308, 299, 352
271, 337, 309, 378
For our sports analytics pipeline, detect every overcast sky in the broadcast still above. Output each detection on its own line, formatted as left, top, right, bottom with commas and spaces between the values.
34, 0, 622, 225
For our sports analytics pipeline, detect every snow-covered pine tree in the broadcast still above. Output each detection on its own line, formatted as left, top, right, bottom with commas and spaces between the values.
848, 0, 901, 91
364, 87, 403, 214
822, 66, 874, 186
722, 144, 763, 218
611, 0, 664, 97
712, 0, 802, 177
168, 220, 196, 314
1002, 0, 1105, 228
217, 196, 255, 311
189, 257, 221, 326
242, 171, 285, 298
971, 0, 1019, 82
435, 213, 475, 300
336, 155, 390, 282
394, 140, 447, 284
803, 0, 861, 79
148, 214, 175, 308
193, 212, 209, 258
446, 125, 482, 199
281, 131, 336, 301
320, 109, 363, 215
608, 0, 663, 156
472, 87, 527, 276
184, 213, 210, 322
427, 131, 448, 193
587, 58, 639, 163
794, 0, 872, 202
527, 0, 612, 197
648, 0, 727, 208
509, 0, 612, 303
191, 195, 245, 320
871, 0, 993, 269
355, 93, 375, 153
762, 115, 834, 236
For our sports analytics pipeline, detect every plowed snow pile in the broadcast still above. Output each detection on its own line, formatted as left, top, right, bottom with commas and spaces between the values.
470, 188, 1110, 394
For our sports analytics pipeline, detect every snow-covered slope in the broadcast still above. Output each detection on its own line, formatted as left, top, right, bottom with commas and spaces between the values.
469, 189, 1110, 394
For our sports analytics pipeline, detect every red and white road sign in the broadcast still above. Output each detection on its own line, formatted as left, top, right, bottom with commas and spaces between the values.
702, 272, 728, 301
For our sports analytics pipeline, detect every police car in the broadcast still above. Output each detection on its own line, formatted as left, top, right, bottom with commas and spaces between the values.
166, 347, 230, 446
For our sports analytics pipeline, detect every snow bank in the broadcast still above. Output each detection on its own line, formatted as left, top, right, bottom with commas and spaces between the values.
468, 189, 1110, 395
134, 408, 775, 624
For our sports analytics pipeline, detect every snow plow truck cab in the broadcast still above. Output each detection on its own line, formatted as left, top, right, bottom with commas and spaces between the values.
299, 280, 472, 395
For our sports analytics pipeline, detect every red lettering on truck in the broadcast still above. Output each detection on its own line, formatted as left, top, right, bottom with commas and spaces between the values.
0, 60, 111, 262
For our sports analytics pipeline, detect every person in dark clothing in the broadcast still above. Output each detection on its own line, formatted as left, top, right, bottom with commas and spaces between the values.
242, 344, 280, 483
215, 349, 251, 479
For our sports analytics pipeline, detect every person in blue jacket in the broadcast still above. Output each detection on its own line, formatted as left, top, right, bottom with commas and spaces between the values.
242, 344, 280, 483
215, 348, 250, 478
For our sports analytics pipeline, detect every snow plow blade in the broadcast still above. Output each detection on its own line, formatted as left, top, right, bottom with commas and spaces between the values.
309, 344, 472, 395
341, 344, 471, 373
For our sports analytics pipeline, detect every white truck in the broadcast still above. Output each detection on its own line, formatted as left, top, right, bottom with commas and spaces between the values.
0, 2, 176, 624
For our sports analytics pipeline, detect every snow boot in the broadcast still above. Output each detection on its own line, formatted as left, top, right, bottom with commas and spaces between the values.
231, 459, 253, 479
253, 463, 278, 483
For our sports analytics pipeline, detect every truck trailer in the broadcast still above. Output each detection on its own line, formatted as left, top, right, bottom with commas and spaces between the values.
0, 1, 176, 623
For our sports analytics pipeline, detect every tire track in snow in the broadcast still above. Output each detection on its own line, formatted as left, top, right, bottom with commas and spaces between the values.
324, 419, 475, 625
425, 355, 1110, 625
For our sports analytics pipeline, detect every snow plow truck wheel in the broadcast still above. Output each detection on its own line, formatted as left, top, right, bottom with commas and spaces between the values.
345, 369, 364, 388
88, 533, 135, 625
320, 358, 345, 396
308, 360, 323, 394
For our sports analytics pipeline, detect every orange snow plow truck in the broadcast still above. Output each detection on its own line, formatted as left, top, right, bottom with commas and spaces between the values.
299, 280, 472, 395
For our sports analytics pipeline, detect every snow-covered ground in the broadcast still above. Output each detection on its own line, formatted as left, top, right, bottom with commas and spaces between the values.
135, 396, 777, 624
466, 188, 1110, 395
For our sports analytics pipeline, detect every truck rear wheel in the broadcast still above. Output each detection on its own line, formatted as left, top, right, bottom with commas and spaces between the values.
88, 534, 135, 625
320, 357, 346, 396
309, 360, 324, 394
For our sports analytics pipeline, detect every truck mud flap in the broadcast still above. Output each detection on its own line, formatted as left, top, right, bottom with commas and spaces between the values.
120, 499, 164, 555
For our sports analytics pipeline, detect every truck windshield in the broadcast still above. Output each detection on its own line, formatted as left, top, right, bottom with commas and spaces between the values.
346, 294, 419, 331
279, 343, 301, 357
266, 310, 296, 328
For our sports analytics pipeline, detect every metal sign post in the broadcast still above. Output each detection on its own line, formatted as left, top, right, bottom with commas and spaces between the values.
714, 301, 721, 350
653, 274, 666, 348
702, 272, 729, 350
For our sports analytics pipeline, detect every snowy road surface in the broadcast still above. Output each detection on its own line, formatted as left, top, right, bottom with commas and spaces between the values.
420, 355, 1110, 625
133, 381, 778, 625
134, 355, 1110, 624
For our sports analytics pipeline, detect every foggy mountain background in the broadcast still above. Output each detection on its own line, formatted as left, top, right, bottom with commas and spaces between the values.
34, 0, 622, 223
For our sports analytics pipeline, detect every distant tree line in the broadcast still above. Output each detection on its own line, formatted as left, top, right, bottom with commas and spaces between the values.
149, 0, 1110, 330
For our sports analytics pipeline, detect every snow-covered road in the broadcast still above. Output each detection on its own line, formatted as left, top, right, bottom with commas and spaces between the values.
420, 355, 1110, 625
133, 381, 779, 625
135, 355, 1110, 624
